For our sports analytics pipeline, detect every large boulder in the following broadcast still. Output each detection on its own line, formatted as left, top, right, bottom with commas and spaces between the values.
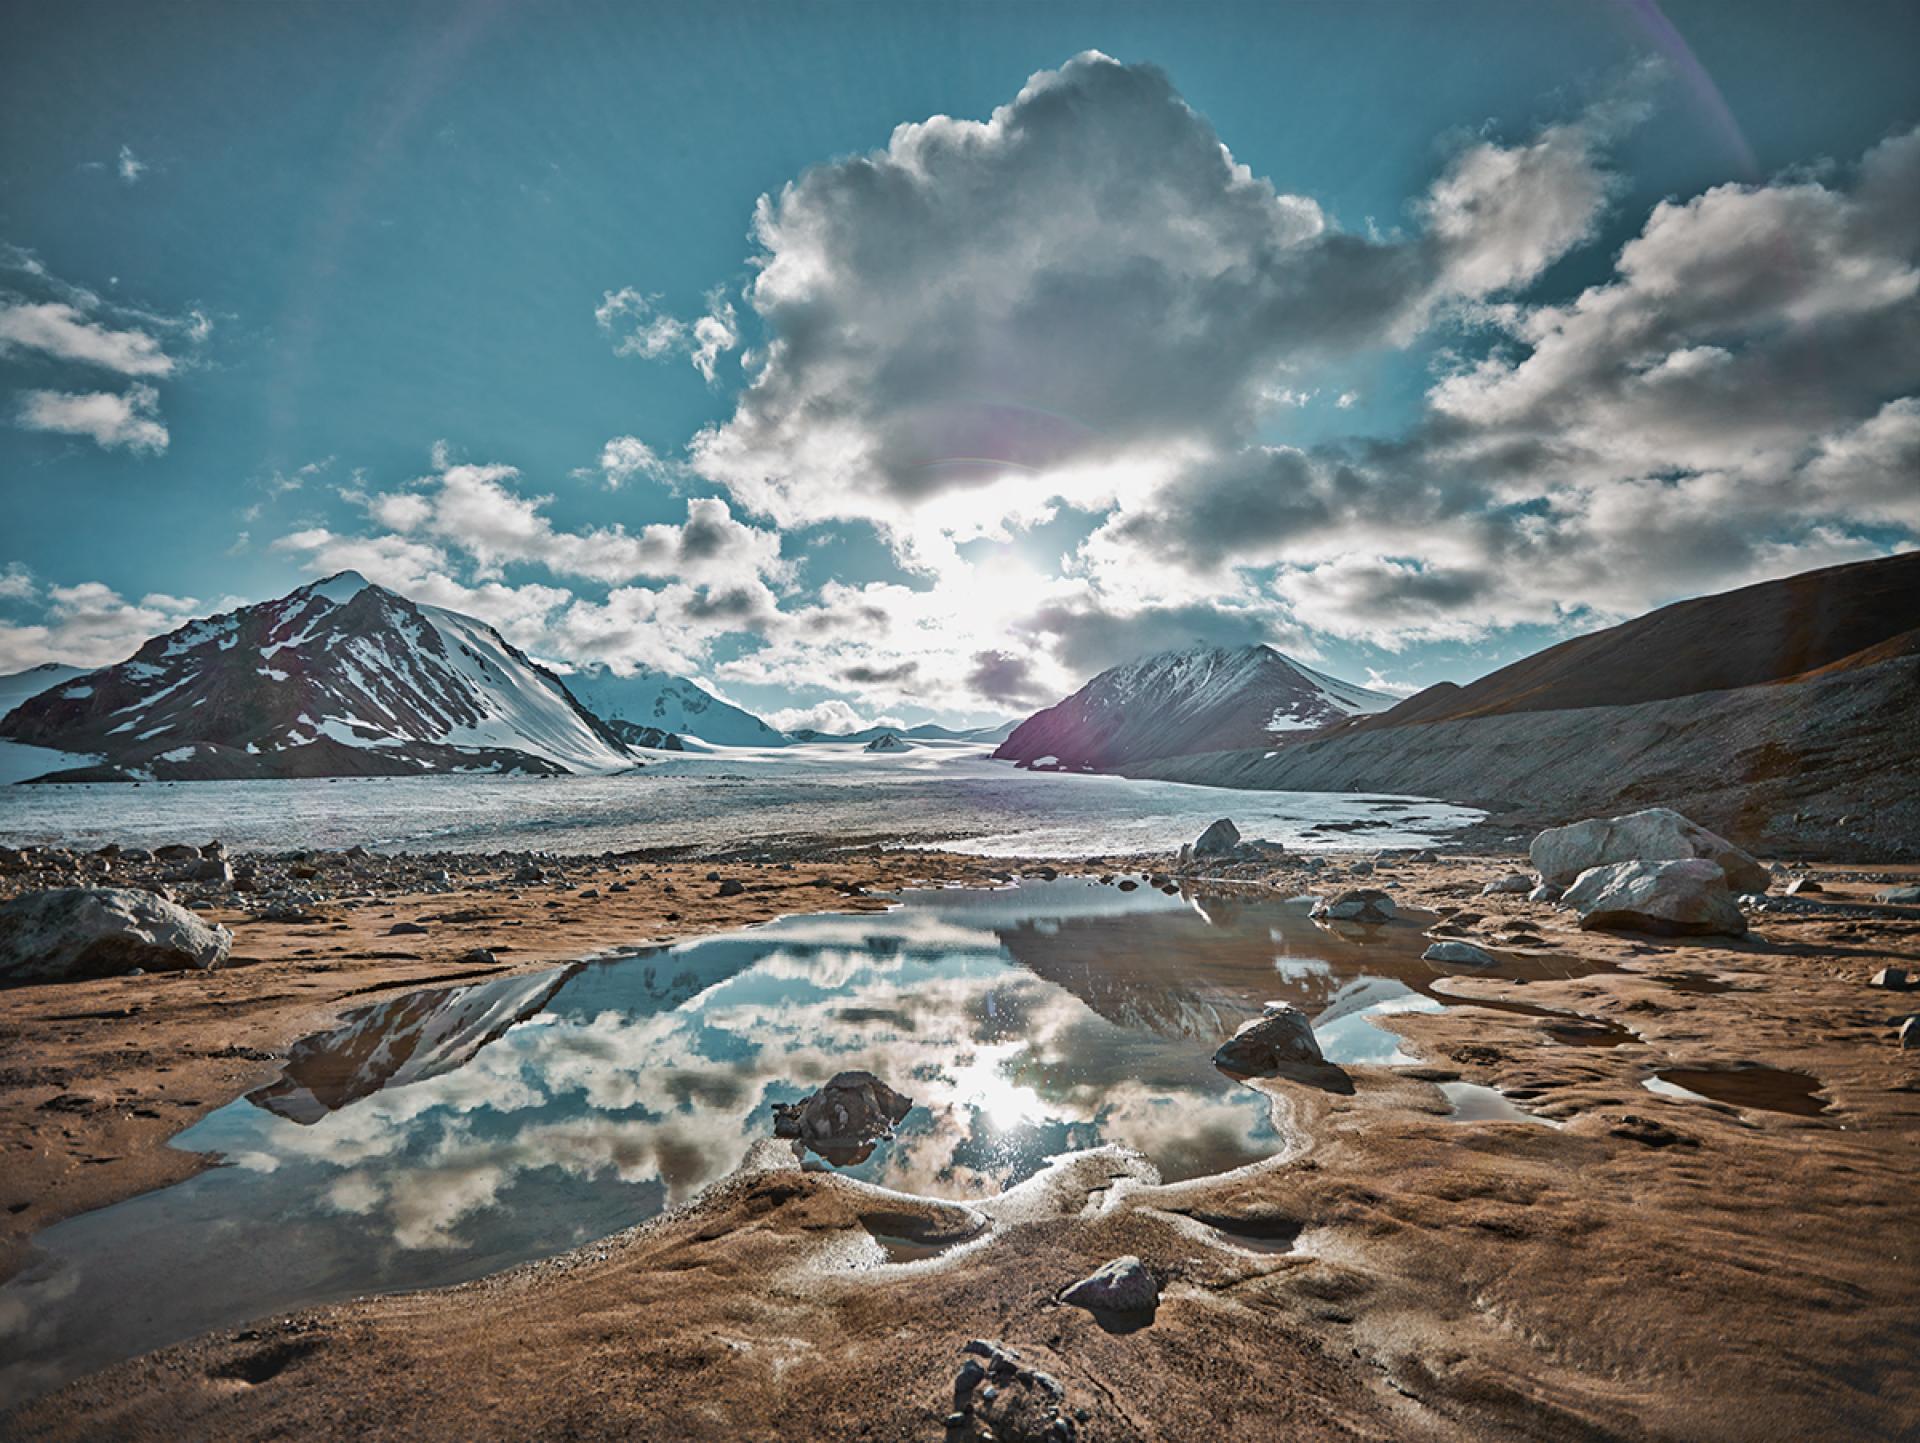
1213, 1002, 1324, 1074
772, 1070, 913, 1165
1530, 808, 1768, 892
1562, 859, 1747, 938
1310, 888, 1397, 923
0, 887, 233, 982
1193, 818, 1242, 856
1060, 1256, 1158, 1314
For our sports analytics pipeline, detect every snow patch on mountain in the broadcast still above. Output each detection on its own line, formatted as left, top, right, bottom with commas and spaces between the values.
562, 666, 787, 748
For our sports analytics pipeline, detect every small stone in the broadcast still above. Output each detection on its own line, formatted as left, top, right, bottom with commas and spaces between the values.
1784, 877, 1824, 896
386, 921, 429, 936
1870, 967, 1912, 991
717, 878, 746, 897
1481, 872, 1533, 895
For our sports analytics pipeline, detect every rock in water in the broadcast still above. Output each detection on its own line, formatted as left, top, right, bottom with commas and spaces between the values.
1562, 859, 1747, 937
771, 1070, 913, 1165
1213, 1002, 1324, 1074
1423, 940, 1498, 966
1060, 1256, 1158, 1314
0, 887, 233, 981
1529, 807, 1769, 892
1193, 818, 1242, 856
1310, 888, 1397, 923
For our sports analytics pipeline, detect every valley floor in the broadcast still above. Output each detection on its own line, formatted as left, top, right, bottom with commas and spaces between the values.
3, 847, 1918, 1441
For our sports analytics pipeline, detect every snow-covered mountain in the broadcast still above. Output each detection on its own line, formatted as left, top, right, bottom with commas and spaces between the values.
992, 643, 1391, 772
562, 665, 787, 748
248, 967, 578, 1124
0, 663, 88, 719
0, 572, 639, 781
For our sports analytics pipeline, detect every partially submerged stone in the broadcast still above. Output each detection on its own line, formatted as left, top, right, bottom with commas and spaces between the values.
772, 1069, 913, 1165
1530, 807, 1769, 892
1310, 888, 1396, 923
1060, 1255, 1158, 1314
1213, 1002, 1324, 1075
1423, 940, 1497, 967
1563, 858, 1747, 938
0, 887, 233, 982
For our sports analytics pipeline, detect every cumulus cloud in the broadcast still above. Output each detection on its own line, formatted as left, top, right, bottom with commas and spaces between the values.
0, 580, 210, 672
688, 51, 1628, 569
14, 384, 169, 452
764, 699, 904, 734
581, 434, 671, 489
117, 146, 146, 184
596, 287, 738, 381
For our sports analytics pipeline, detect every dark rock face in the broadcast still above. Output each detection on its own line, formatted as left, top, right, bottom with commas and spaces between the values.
994, 643, 1388, 772
601, 719, 685, 750
1212, 1002, 1324, 1075
1059, 1256, 1158, 1315
0, 888, 233, 982
772, 1070, 913, 1165
0, 572, 635, 782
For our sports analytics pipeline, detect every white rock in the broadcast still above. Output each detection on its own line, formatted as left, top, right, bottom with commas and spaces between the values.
0, 887, 233, 981
1562, 858, 1747, 938
1530, 808, 1768, 892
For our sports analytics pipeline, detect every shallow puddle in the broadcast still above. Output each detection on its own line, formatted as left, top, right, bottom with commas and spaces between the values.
1644, 1066, 1828, 1116
0, 877, 1607, 1407
1439, 1081, 1560, 1126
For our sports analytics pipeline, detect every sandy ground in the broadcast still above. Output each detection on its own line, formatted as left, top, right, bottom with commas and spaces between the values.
4, 855, 1920, 1441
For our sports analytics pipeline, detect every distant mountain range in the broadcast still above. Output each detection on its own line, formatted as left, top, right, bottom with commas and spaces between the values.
0, 573, 643, 781
992, 643, 1391, 771
0, 572, 1018, 782
787, 720, 1019, 745
1127, 554, 1920, 859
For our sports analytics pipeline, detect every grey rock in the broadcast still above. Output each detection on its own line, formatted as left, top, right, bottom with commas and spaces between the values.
1530, 807, 1769, 892
0, 887, 233, 981
1869, 967, 1912, 991
952, 1340, 1073, 1443
1527, 882, 1562, 903
717, 878, 746, 897
1878, 884, 1920, 905
1563, 858, 1747, 937
1193, 818, 1242, 856
1213, 1002, 1323, 1074
1422, 940, 1498, 966
1482, 872, 1534, 895
1310, 888, 1397, 923
152, 843, 200, 862
1060, 1256, 1158, 1314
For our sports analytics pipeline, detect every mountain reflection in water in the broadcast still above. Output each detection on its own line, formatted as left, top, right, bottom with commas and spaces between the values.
0, 878, 1608, 1409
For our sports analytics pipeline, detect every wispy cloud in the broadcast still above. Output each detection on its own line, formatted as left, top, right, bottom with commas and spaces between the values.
117, 145, 147, 185
15, 384, 168, 453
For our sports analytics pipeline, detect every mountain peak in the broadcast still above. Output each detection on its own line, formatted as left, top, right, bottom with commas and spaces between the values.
305, 571, 376, 605
994, 641, 1389, 771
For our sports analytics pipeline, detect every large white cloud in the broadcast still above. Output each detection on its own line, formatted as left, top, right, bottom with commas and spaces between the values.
686, 52, 1632, 569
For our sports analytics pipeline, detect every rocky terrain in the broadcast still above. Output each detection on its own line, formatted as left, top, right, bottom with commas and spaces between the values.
994, 644, 1390, 772
1, 816, 1915, 1441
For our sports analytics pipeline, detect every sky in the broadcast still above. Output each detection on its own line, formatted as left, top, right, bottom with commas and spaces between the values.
1, 1, 1916, 732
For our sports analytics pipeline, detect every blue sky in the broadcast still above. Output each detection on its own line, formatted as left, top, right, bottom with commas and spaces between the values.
2, 1, 1917, 730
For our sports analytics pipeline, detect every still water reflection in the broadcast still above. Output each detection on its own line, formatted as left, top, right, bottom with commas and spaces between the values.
0, 878, 1607, 1407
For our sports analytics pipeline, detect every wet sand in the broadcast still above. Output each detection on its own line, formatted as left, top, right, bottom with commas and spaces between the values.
5, 853, 1920, 1441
